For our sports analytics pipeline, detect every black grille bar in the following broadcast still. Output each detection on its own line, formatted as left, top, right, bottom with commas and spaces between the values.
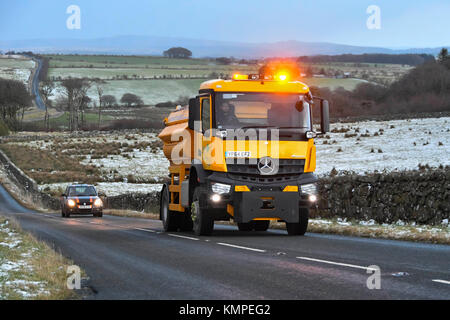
226, 159, 305, 183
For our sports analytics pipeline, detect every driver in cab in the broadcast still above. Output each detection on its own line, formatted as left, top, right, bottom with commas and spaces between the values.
217, 101, 240, 128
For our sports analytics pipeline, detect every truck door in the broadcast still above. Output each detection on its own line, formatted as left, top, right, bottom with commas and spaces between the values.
200, 95, 213, 169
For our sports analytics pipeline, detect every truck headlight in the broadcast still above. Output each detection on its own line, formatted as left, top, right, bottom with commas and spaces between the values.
211, 183, 231, 194
301, 183, 317, 195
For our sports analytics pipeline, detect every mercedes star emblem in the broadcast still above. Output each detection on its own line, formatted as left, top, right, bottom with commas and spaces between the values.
258, 157, 278, 175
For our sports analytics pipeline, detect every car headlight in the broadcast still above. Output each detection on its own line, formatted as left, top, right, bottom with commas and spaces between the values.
211, 183, 231, 194
94, 198, 103, 207
67, 199, 76, 207
301, 183, 317, 195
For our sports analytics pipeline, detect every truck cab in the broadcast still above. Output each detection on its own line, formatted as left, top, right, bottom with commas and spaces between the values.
158, 72, 329, 235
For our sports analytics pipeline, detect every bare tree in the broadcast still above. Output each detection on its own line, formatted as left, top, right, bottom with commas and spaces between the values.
39, 79, 55, 131
79, 95, 91, 128
95, 80, 106, 129
0, 78, 32, 131
61, 78, 92, 131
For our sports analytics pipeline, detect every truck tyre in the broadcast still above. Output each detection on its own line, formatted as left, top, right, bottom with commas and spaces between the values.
237, 222, 253, 231
286, 208, 309, 236
253, 220, 270, 231
161, 185, 179, 231
191, 187, 214, 236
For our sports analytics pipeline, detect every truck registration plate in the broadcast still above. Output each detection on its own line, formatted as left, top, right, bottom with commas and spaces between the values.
225, 151, 251, 158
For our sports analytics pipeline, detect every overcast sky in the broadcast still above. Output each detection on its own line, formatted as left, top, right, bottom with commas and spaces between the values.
1, 0, 449, 48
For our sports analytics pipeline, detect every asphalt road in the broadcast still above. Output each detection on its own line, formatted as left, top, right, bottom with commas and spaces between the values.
22, 54, 45, 110
0, 184, 449, 300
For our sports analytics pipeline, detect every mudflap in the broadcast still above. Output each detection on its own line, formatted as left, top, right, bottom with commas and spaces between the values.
233, 191, 299, 223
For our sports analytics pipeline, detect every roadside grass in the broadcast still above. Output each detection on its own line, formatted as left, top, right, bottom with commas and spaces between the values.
0, 216, 78, 299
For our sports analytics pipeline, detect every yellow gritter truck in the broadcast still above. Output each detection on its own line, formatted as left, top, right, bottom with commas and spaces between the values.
158, 70, 329, 236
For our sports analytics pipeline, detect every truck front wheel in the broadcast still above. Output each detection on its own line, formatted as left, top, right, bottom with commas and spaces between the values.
286, 208, 309, 236
191, 187, 214, 236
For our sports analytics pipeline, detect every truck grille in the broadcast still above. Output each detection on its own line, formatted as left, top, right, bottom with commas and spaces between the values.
226, 159, 305, 183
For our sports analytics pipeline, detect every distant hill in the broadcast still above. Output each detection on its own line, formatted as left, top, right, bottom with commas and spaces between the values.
0, 35, 447, 58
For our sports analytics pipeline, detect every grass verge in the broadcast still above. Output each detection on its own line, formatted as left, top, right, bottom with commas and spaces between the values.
0, 216, 79, 299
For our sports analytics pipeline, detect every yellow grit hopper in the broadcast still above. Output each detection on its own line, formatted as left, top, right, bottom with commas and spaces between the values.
158, 107, 194, 165
158, 70, 330, 236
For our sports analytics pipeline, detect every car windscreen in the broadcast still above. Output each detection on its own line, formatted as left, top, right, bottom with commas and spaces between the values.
68, 186, 97, 197
215, 92, 311, 130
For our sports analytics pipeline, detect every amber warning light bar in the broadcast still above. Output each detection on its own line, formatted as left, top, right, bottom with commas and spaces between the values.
232, 73, 290, 81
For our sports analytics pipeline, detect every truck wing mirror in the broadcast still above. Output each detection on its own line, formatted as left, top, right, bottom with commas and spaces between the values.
188, 97, 201, 131
320, 100, 330, 133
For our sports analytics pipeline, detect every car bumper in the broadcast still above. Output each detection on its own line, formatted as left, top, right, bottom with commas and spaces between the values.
66, 207, 103, 214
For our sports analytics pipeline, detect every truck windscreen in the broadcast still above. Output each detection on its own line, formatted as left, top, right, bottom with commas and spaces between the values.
215, 92, 311, 130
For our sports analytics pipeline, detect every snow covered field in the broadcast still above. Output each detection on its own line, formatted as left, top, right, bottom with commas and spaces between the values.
315, 116, 450, 176
0, 55, 35, 86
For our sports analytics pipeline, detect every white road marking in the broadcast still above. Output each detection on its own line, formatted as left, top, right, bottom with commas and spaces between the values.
134, 228, 156, 233
217, 242, 266, 253
432, 279, 450, 285
297, 256, 377, 271
168, 233, 199, 241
